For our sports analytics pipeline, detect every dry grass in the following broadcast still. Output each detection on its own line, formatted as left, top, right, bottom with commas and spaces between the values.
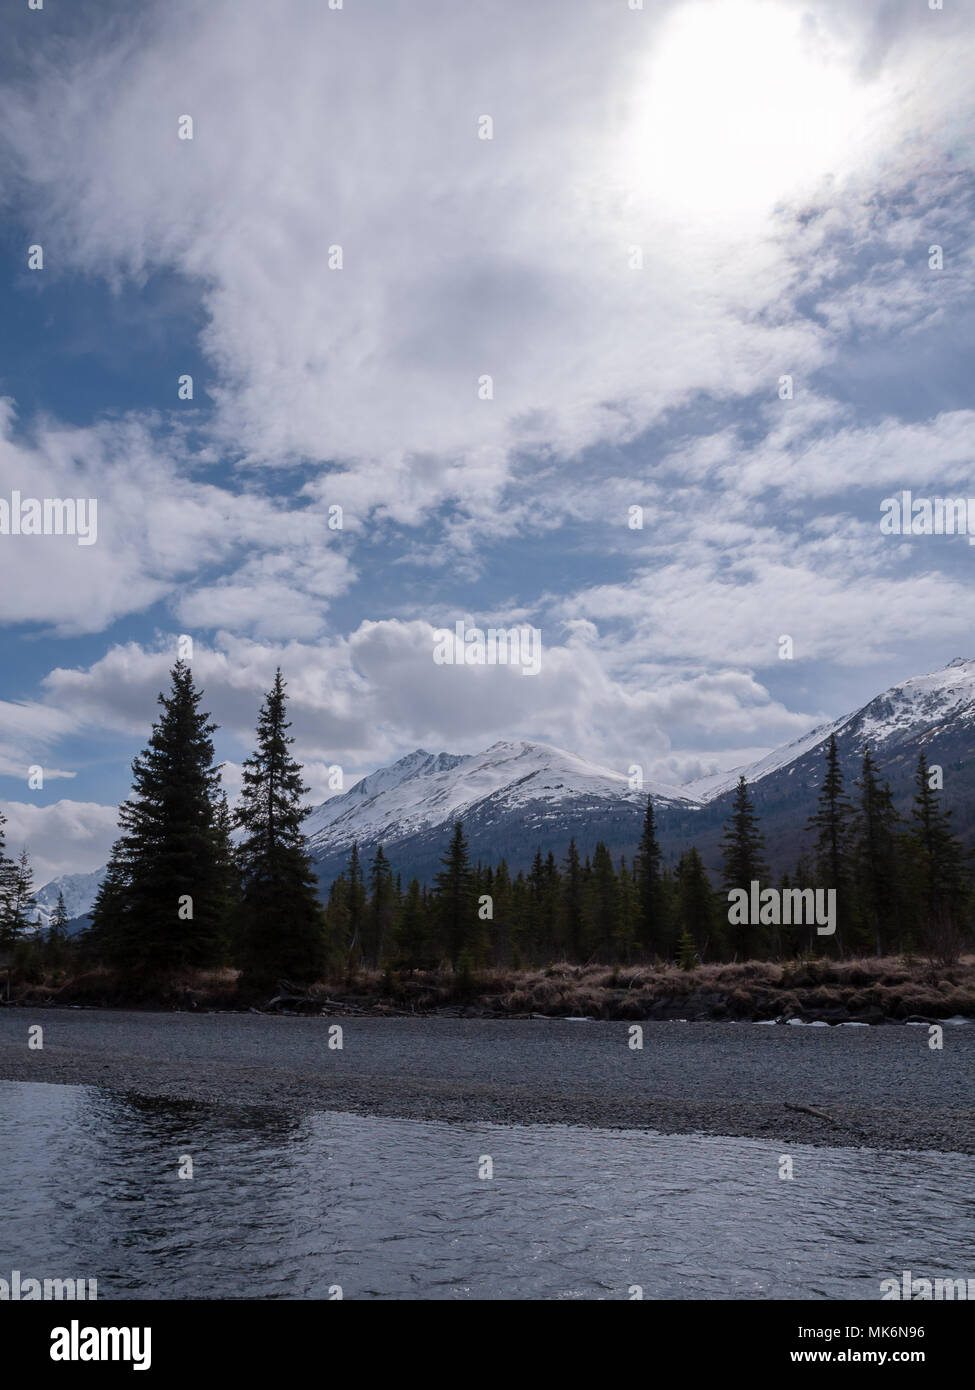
309, 954, 975, 1022
9, 954, 975, 1021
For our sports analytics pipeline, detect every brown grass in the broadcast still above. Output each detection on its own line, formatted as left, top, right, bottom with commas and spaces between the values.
7, 954, 975, 1022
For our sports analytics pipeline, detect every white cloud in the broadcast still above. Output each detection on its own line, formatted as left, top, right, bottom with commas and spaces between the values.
4, 0, 944, 514
0, 404, 354, 635
1, 800, 119, 884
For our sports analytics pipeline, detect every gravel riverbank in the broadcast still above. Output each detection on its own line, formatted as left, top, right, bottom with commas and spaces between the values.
1, 1007, 972, 1153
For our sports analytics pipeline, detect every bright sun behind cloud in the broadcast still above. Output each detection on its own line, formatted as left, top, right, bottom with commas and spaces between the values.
618, 0, 887, 229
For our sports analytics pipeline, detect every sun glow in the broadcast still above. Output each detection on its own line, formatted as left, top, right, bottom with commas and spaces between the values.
618, 0, 883, 229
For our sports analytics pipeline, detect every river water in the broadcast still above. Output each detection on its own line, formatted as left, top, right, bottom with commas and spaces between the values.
1, 1079, 972, 1299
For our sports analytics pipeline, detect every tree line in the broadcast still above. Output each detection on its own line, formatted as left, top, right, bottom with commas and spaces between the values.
324, 735, 971, 969
1, 664, 971, 988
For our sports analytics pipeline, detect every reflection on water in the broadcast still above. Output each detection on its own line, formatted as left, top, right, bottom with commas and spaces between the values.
1, 1080, 972, 1300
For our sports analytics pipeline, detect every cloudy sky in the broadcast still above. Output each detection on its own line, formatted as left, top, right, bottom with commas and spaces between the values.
0, 0, 973, 881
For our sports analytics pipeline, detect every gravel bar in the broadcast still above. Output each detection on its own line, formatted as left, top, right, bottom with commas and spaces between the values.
1, 1007, 972, 1153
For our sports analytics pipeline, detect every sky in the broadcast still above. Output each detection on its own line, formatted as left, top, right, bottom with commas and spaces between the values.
0, 0, 973, 883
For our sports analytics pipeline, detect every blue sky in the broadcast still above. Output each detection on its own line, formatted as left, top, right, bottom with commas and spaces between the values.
0, 0, 973, 881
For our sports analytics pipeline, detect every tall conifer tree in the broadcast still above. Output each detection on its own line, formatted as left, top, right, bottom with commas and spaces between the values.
236, 669, 325, 986
434, 821, 474, 966
635, 797, 665, 956
88, 661, 229, 970
805, 734, 854, 950
720, 776, 768, 959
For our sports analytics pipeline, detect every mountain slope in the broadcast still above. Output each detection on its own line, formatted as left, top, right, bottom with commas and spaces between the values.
307, 739, 696, 887
32, 867, 107, 931
664, 656, 975, 875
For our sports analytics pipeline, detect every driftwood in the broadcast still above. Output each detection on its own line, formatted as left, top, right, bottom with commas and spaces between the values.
784, 1102, 841, 1126
783, 1101, 871, 1141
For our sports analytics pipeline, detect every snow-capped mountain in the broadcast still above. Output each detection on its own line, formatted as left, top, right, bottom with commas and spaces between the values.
672, 656, 975, 875
306, 658, 975, 884
306, 739, 696, 884
32, 867, 107, 931
686, 656, 975, 803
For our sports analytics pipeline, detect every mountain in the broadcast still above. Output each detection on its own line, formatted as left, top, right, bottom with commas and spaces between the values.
308, 658, 975, 887
306, 740, 696, 888
31, 867, 107, 935
664, 656, 975, 875
33, 657, 975, 907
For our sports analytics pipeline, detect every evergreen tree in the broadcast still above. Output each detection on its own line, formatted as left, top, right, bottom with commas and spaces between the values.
236, 669, 325, 986
908, 750, 968, 948
489, 858, 513, 966
509, 870, 530, 968
88, 661, 229, 970
853, 747, 903, 955
539, 851, 560, 960
212, 791, 241, 954
345, 842, 366, 966
676, 924, 697, 971
0, 810, 18, 936
615, 855, 638, 960
391, 877, 429, 970
322, 871, 350, 967
805, 735, 854, 951
434, 822, 475, 966
3, 848, 38, 946
364, 844, 395, 967
46, 888, 70, 969
561, 839, 584, 961
82, 859, 129, 964
635, 797, 665, 956
675, 847, 719, 959
720, 776, 768, 959
587, 841, 619, 959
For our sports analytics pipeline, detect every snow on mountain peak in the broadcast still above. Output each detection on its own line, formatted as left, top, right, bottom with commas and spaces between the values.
304, 738, 691, 855
683, 656, 975, 804
853, 657, 975, 746
33, 866, 107, 928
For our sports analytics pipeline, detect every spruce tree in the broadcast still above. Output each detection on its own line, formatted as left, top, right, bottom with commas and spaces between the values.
392, 877, 429, 970
88, 661, 229, 971
344, 842, 366, 966
908, 750, 968, 949
83, 859, 129, 964
805, 735, 854, 951
46, 889, 70, 969
491, 858, 513, 965
720, 776, 768, 959
3, 848, 37, 946
675, 847, 720, 959
0, 810, 18, 937
615, 855, 638, 960
635, 797, 665, 956
365, 844, 395, 967
853, 747, 902, 955
236, 669, 325, 987
587, 841, 619, 960
434, 821, 474, 967
561, 839, 584, 960
322, 871, 350, 965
